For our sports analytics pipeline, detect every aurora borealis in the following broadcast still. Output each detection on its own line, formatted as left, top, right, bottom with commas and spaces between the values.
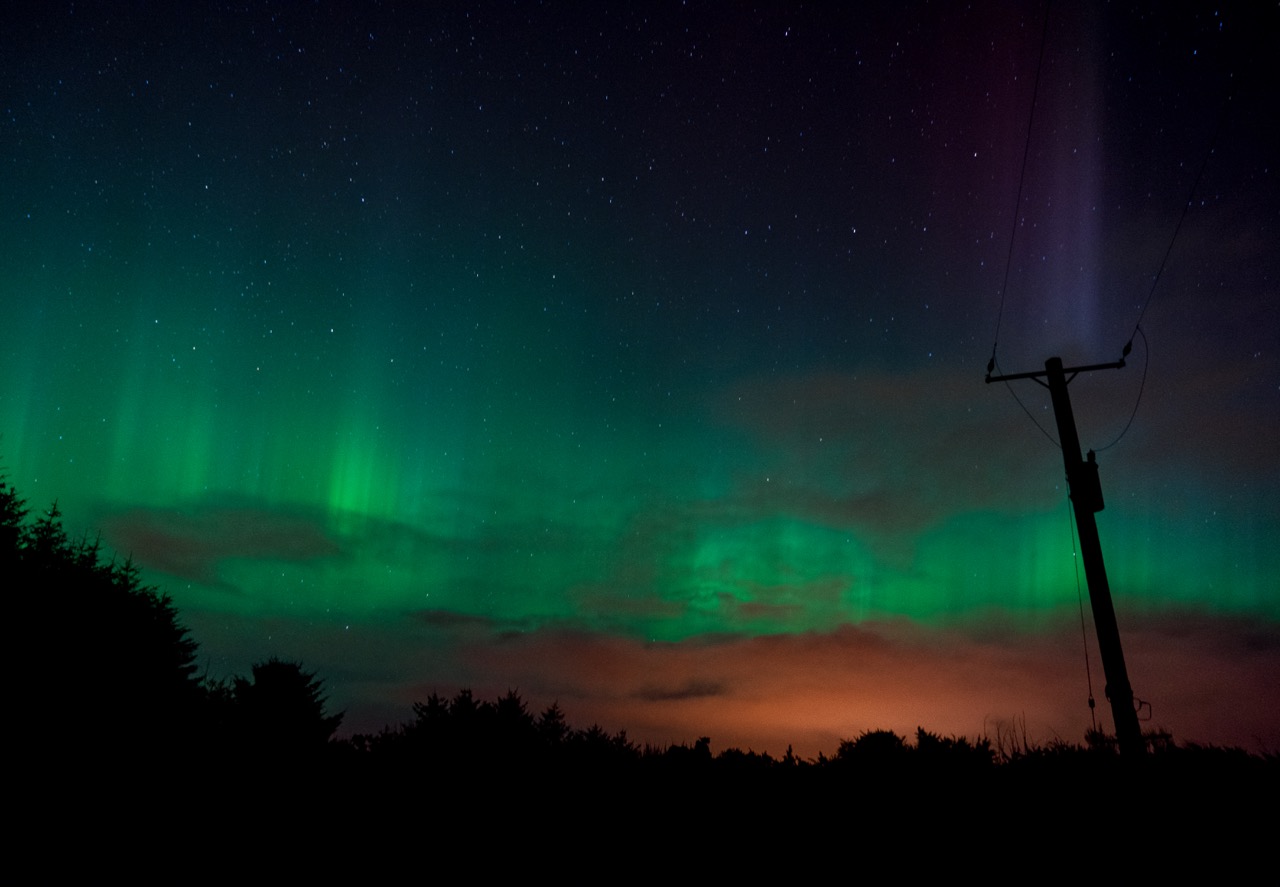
2, 2, 1276, 755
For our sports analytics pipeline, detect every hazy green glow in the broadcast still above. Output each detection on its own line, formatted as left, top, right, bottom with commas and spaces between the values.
4, 1, 1277, 757
2, 2, 1275, 701
5, 258, 1275, 644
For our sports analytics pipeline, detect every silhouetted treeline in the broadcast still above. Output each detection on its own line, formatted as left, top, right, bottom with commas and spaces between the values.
347, 690, 639, 770
339, 687, 1276, 788
4, 470, 1274, 790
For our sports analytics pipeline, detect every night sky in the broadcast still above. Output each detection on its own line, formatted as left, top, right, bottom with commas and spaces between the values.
3, 2, 1276, 755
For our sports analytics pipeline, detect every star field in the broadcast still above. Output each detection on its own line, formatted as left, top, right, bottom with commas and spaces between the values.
2, 2, 1275, 753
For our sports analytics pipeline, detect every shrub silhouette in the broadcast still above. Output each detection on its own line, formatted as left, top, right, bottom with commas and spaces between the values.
914, 728, 995, 769
835, 729, 909, 762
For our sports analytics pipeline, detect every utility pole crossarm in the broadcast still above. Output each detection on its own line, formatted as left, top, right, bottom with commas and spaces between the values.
986, 359, 1125, 384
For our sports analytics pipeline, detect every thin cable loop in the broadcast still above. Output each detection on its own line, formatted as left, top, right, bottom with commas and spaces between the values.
1096, 326, 1148, 453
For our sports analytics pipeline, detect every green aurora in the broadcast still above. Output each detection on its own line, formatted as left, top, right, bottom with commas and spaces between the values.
2, 2, 1276, 753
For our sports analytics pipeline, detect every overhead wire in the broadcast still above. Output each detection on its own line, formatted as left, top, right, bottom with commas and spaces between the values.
1099, 69, 1228, 453
1095, 325, 1147, 453
989, 0, 1052, 365
988, 0, 1058, 449
1125, 94, 1227, 347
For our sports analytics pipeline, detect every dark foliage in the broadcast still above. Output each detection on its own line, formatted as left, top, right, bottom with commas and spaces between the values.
4, 482, 203, 757
229, 657, 343, 756
3, 471, 348, 766
3, 470, 1274, 801
355, 687, 626, 774
835, 728, 910, 762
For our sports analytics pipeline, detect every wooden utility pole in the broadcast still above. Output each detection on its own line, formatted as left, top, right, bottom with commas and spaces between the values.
987, 356, 1145, 756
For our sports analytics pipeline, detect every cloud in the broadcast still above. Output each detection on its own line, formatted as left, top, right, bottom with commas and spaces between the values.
633, 680, 726, 702
411, 609, 508, 631
409, 608, 544, 635
711, 368, 1063, 545
100, 502, 340, 583
711, 352, 1280, 560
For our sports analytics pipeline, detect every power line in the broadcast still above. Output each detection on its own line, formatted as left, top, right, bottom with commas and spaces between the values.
988, 0, 1053, 371
988, 0, 1058, 449
1099, 75, 1229, 453
995, 356, 1060, 448
1126, 56, 1231, 346
1095, 325, 1148, 452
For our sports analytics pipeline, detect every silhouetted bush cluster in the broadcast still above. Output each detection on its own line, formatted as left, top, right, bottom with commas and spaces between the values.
349, 690, 639, 773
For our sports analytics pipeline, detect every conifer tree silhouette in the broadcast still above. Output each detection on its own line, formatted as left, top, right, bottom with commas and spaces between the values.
0, 473, 27, 569
232, 658, 343, 756
2, 474, 202, 757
